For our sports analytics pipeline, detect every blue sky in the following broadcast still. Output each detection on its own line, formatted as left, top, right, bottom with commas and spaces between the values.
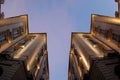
3, 0, 117, 80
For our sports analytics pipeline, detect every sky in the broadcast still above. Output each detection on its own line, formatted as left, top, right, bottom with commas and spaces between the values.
2, 0, 117, 80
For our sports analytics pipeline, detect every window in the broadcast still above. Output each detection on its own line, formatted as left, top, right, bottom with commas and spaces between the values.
112, 33, 120, 47
112, 33, 120, 43
99, 29, 108, 38
0, 34, 6, 43
94, 26, 99, 33
19, 26, 24, 34
0, 31, 7, 45
12, 26, 25, 40
12, 28, 20, 40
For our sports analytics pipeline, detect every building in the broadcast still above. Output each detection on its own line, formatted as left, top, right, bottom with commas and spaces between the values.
68, 1, 120, 80
0, 1, 49, 80
0, 14, 49, 80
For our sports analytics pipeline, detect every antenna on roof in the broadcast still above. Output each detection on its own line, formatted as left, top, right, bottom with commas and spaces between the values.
115, 0, 120, 18
0, 0, 4, 19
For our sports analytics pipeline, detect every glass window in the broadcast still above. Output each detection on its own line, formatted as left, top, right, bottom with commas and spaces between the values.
112, 33, 120, 42
0, 31, 7, 44
21, 26, 24, 33
94, 27, 99, 32
19, 26, 24, 34
99, 29, 108, 38
12, 28, 20, 39
0, 34, 6, 43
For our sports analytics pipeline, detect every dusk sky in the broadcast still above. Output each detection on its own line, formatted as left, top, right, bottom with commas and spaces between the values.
2, 0, 117, 80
